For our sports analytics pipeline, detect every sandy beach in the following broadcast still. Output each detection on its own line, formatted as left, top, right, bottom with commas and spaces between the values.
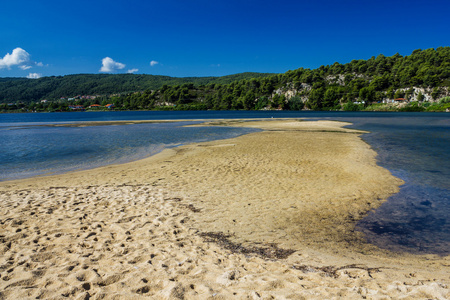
0, 119, 448, 299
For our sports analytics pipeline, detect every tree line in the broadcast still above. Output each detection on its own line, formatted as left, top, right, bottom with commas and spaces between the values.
0, 72, 273, 103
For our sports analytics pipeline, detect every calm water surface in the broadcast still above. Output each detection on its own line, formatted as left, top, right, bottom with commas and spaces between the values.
313, 114, 449, 255
0, 119, 260, 181
0, 111, 449, 255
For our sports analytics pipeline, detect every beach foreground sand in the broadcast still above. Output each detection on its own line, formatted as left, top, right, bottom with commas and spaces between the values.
0, 119, 448, 299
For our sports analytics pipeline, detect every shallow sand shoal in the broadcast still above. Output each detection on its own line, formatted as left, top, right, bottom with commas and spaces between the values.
0, 119, 448, 299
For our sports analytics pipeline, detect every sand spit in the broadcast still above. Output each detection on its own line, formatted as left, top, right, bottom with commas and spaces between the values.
11, 120, 183, 128
0, 119, 448, 299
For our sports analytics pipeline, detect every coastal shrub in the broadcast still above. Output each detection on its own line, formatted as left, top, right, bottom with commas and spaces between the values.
343, 101, 362, 111
399, 101, 425, 112
332, 104, 342, 111
425, 102, 450, 112
173, 103, 208, 110
157, 105, 175, 111
363, 103, 397, 112
439, 96, 450, 103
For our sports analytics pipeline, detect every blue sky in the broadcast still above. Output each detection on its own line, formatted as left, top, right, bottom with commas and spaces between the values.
0, 0, 448, 78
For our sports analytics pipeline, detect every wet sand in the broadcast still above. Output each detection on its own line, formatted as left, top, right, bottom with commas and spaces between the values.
0, 119, 448, 299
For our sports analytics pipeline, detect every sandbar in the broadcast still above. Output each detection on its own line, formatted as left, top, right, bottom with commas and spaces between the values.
0, 119, 448, 299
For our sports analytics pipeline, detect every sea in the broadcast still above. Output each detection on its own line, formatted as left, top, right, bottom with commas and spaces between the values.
0, 110, 449, 255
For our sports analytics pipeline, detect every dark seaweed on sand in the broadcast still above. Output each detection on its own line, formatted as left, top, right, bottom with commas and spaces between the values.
292, 264, 381, 278
198, 231, 296, 259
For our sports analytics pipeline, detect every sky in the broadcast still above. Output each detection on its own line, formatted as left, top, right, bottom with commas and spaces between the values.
0, 0, 449, 78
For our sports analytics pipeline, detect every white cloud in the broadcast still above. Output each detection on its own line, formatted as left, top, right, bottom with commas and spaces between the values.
20, 65, 32, 70
0, 47, 31, 70
150, 60, 159, 67
35, 62, 44, 67
99, 57, 126, 73
27, 73, 42, 79
127, 68, 139, 74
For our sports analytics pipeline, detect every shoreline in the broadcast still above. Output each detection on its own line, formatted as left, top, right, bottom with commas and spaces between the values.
0, 119, 448, 299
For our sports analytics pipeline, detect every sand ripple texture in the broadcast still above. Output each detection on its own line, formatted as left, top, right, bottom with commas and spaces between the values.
0, 185, 448, 300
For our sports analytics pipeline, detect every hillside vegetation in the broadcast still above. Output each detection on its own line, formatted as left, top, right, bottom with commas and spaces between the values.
1, 47, 450, 112
0, 73, 274, 103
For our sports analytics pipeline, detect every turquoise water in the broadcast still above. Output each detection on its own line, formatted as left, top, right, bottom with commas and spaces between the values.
0, 120, 260, 181
0, 111, 449, 255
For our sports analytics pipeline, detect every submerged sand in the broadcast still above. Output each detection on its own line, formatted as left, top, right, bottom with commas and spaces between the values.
0, 119, 448, 299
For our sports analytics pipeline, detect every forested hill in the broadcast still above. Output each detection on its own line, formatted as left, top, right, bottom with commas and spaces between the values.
0, 72, 273, 103
103, 47, 450, 111
1, 47, 450, 112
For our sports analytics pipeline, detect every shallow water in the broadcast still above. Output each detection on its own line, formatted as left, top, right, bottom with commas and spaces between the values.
343, 117, 450, 255
305, 114, 449, 255
1, 111, 449, 255
0, 120, 260, 181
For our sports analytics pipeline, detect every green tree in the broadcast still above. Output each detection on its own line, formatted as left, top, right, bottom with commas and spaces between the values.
417, 91, 425, 102
323, 87, 340, 108
307, 87, 325, 110
286, 95, 304, 110
255, 96, 269, 110
271, 94, 286, 109
359, 87, 375, 102
431, 87, 441, 100
386, 87, 395, 99
394, 90, 405, 99
242, 91, 255, 110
